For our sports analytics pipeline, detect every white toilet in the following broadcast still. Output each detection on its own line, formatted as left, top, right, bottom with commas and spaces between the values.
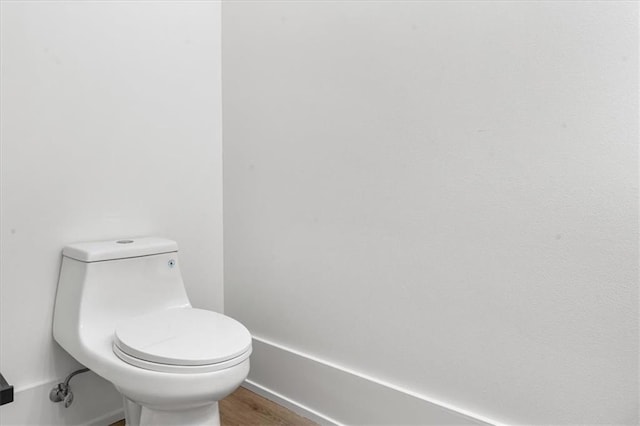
52, 237, 252, 426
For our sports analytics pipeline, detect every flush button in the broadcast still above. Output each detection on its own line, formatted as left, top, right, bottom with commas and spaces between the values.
116, 240, 134, 244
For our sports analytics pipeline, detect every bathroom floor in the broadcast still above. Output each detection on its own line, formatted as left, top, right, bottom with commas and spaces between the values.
109, 387, 318, 425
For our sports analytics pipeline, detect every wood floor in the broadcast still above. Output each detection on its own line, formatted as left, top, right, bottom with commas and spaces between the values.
109, 387, 317, 426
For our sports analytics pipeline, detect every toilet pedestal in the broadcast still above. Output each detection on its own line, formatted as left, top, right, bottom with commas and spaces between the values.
124, 397, 220, 426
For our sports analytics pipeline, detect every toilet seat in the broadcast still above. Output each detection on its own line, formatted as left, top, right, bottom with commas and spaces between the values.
113, 308, 252, 374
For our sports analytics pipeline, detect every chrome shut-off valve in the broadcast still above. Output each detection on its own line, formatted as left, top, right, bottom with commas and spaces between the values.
49, 382, 74, 407
49, 368, 89, 408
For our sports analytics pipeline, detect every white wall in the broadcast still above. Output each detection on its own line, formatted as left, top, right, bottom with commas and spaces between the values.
222, 1, 638, 425
0, 1, 222, 424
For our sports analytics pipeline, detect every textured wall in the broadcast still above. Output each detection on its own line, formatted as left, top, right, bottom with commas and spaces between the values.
222, 1, 638, 424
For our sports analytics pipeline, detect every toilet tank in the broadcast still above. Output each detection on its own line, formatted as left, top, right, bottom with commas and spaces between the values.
53, 237, 191, 348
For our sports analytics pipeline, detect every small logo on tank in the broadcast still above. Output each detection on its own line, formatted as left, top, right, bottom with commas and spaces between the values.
168, 259, 176, 268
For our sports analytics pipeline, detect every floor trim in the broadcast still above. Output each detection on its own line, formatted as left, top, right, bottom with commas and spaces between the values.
249, 335, 503, 426
88, 408, 125, 426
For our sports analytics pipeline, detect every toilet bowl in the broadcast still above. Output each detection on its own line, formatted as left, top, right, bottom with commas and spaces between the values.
52, 237, 252, 426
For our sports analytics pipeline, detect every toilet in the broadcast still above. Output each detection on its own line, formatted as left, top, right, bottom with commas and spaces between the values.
52, 237, 252, 426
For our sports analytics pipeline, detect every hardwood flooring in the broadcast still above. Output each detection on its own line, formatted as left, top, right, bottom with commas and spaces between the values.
109, 386, 317, 426
220, 387, 317, 426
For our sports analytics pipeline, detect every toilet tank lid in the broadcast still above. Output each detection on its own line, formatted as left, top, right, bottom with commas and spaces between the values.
63, 237, 178, 262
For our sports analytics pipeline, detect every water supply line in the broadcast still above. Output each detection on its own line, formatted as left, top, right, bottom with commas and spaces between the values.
49, 368, 90, 408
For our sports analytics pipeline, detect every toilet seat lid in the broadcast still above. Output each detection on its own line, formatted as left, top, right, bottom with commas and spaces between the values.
114, 308, 252, 366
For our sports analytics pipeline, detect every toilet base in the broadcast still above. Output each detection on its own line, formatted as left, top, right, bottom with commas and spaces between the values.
123, 397, 220, 426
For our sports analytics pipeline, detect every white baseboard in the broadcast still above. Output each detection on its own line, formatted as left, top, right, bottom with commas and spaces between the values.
88, 408, 125, 426
247, 336, 501, 426
0, 371, 123, 426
